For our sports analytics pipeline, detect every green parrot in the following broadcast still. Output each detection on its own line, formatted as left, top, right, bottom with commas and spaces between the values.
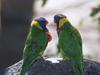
19, 17, 52, 75
54, 14, 84, 75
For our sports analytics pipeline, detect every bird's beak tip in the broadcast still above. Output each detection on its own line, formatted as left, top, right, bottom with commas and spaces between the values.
45, 20, 48, 25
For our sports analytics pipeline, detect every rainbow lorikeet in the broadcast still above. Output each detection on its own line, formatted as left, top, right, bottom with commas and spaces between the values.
54, 14, 84, 75
19, 17, 52, 75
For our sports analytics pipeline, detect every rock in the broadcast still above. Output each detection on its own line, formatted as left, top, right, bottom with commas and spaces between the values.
28, 59, 73, 75
3, 59, 100, 75
28, 59, 100, 75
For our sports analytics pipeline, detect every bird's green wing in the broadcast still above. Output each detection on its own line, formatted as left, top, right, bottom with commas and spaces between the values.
20, 27, 48, 75
58, 23, 84, 75
71, 27, 82, 48
59, 29, 83, 75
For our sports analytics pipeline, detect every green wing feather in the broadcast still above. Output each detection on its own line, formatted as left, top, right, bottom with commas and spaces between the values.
58, 21, 84, 75
20, 26, 48, 75
72, 28, 82, 48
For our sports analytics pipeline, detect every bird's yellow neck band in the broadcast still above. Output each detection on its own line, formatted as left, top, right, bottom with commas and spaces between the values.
31, 20, 42, 30
59, 18, 68, 28
31, 20, 38, 26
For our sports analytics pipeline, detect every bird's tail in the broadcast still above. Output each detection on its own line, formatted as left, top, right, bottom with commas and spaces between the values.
19, 65, 28, 75
19, 57, 38, 75
73, 61, 84, 75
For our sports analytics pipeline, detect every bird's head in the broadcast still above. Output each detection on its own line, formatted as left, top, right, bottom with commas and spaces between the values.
54, 14, 67, 28
31, 17, 52, 41
31, 17, 48, 30
54, 14, 68, 35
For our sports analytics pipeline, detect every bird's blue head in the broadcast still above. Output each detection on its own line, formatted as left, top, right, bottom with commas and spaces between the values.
31, 17, 52, 41
31, 17, 48, 30
54, 14, 67, 36
35, 17, 48, 30
54, 14, 61, 22
54, 14, 66, 28
54, 14, 66, 24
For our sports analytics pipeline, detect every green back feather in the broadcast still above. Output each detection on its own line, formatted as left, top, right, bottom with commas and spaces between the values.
20, 25, 48, 75
58, 20, 84, 75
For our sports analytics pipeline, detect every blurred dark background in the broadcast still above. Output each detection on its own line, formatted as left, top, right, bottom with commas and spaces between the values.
0, 0, 35, 69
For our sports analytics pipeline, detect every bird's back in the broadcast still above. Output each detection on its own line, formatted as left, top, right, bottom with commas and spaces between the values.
24, 26, 48, 54
58, 24, 83, 60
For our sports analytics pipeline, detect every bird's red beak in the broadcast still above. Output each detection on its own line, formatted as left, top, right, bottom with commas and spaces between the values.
44, 20, 51, 42
45, 30, 52, 42
45, 20, 48, 25
47, 31, 52, 42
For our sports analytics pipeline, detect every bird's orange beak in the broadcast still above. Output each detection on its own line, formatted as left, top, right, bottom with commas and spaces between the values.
46, 30, 52, 42
45, 20, 48, 25
47, 31, 52, 42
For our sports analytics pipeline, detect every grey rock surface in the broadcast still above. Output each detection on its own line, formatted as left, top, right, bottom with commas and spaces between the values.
28, 59, 100, 75
0, 59, 100, 75
3, 59, 100, 75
